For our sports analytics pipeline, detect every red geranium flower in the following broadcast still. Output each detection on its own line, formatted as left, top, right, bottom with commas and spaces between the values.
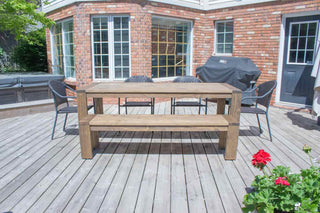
275, 177, 290, 186
252, 149, 271, 170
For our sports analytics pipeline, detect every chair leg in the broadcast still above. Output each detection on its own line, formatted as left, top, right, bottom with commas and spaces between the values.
63, 113, 68, 132
171, 98, 173, 114
125, 98, 128, 114
118, 98, 121, 114
205, 98, 208, 115
51, 112, 58, 140
266, 113, 273, 142
256, 114, 262, 134
151, 98, 155, 114
198, 98, 201, 115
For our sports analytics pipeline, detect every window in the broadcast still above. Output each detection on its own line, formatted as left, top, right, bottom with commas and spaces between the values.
151, 16, 192, 78
215, 20, 233, 54
51, 19, 75, 78
92, 16, 130, 80
287, 21, 318, 64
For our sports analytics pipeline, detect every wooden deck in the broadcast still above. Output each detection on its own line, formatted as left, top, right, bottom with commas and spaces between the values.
0, 101, 319, 213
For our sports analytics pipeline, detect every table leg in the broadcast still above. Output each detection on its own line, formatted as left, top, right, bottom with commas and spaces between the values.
217, 98, 226, 114
77, 90, 92, 159
93, 98, 103, 114
224, 91, 241, 160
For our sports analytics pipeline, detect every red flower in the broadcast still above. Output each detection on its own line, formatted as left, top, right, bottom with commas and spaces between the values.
275, 177, 290, 186
252, 149, 271, 170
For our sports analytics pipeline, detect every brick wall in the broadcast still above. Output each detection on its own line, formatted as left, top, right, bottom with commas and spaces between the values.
45, 0, 320, 104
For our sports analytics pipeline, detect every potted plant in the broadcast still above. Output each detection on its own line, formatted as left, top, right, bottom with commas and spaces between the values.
242, 145, 320, 213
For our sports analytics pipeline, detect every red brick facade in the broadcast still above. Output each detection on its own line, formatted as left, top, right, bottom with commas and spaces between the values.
45, 0, 320, 104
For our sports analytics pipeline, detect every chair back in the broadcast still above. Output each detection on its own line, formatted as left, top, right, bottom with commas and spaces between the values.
48, 80, 68, 109
124, 75, 153, 82
256, 80, 277, 108
173, 76, 201, 83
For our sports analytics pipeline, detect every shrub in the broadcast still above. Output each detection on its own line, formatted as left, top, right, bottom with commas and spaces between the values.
12, 29, 48, 72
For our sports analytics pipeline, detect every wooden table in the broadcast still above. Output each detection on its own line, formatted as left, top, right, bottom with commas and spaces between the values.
77, 82, 242, 160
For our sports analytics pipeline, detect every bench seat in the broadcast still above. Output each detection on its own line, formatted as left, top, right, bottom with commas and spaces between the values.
79, 114, 239, 160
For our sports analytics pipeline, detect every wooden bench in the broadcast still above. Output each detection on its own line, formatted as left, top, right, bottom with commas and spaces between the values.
79, 114, 239, 160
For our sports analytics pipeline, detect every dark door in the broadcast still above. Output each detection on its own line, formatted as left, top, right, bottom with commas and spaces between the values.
280, 15, 319, 105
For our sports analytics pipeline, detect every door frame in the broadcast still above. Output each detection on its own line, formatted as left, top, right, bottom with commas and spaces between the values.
276, 10, 320, 107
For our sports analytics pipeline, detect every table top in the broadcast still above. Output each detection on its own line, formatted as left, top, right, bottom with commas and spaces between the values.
81, 82, 241, 95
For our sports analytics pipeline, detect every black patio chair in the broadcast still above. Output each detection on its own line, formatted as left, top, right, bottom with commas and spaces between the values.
171, 76, 208, 114
240, 80, 277, 141
49, 80, 93, 140
118, 75, 155, 114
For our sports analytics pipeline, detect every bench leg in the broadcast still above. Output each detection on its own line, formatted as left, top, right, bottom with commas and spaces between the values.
79, 123, 93, 159
218, 131, 227, 149
224, 125, 240, 160
91, 131, 99, 149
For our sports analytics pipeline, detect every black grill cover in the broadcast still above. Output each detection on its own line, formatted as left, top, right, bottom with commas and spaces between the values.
196, 56, 261, 105
196, 56, 261, 90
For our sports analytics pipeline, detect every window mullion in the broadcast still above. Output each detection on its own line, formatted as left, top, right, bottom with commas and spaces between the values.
109, 16, 114, 80
61, 22, 67, 77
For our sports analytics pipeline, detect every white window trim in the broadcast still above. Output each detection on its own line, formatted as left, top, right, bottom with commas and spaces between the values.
151, 15, 193, 78
286, 20, 319, 65
91, 15, 131, 81
50, 18, 76, 80
214, 20, 233, 56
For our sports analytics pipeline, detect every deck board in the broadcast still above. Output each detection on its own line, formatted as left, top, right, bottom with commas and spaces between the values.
0, 101, 319, 213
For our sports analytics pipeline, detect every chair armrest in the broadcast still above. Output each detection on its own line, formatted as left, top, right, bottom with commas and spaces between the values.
51, 89, 76, 99
64, 83, 76, 93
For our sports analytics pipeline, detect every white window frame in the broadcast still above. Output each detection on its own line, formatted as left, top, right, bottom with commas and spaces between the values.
151, 15, 193, 79
91, 15, 131, 81
286, 20, 319, 65
214, 20, 234, 56
50, 18, 76, 80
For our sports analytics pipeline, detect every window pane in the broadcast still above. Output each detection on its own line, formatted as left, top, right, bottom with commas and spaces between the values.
225, 44, 233, 53
297, 51, 305, 63
308, 23, 317, 36
122, 17, 129, 29
159, 67, 166, 77
95, 68, 102, 78
123, 55, 129, 66
94, 31, 100, 42
300, 24, 307, 36
115, 68, 122, 78
102, 56, 109, 66
93, 18, 100, 29
114, 17, 121, 29
102, 68, 109, 78
94, 56, 101, 66
101, 18, 108, 29
102, 43, 108, 54
217, 23, 224, 32
168, 67, 174, 77
291, 24, 299, 36
298, 37, 306, 49
114, 43, 121, 54
226, 22, 233, 32
122, 30, 129, 41
217, 44, 224, 53
217, 33, 224, 43
122, 43, 129, 54
306, 51, 314, 63
115, 55, 121, 66
225, 33, 233, 43
94, 43, 101, 54
290, 37, 298, 49
307, 37, 315, 49
101, 30, 108, 41
152, 68, 158, 78
123, 68, 129, 78
289, 51, 297, 63
114, 30, 121, 41
159, 55, 166, 66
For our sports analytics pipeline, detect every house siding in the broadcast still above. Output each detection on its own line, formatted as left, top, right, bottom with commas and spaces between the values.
45, 0, 320, 104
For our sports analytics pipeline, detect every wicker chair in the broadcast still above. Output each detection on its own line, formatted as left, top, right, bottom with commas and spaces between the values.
171, 76, 208, 114
49, 80, 93, 140
240, 80, 277, 141
118, 75, 155, 114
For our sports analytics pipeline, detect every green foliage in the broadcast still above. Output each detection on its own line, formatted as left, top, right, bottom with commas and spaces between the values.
12, 29, 48, 72
0, 0, 54, 43
243, 161, 320, 212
